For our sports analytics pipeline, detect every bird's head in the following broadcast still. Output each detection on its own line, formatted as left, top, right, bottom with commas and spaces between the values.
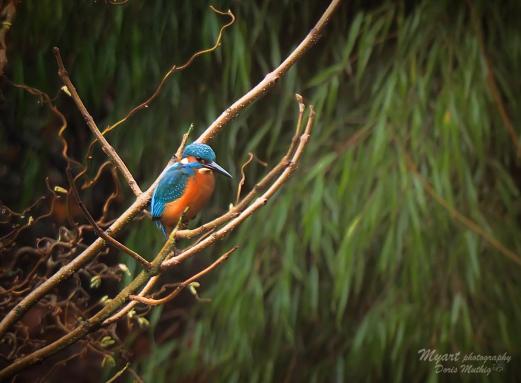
182, 142, 232, 178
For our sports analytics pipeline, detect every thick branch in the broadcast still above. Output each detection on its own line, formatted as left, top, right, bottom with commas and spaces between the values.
53, 47, 142, 196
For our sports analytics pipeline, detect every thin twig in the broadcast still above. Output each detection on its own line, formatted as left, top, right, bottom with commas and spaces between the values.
105, 362, 129, 383
175, 124, 194, 162
130, 246, 238, 306
81, 161, 112, 190
53, 47, 142, 196
97, 167, 121, 226
102, 6, 235, 137
66, 167, 152, 270
235, 153, 254, 205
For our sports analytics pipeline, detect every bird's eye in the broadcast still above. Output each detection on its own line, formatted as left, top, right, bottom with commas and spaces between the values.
195, 157, 202, 162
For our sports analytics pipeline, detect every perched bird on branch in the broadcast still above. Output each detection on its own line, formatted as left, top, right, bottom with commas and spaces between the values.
151, 142, 232, 236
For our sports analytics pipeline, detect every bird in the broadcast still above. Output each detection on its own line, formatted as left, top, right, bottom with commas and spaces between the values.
150, 142, 232, 236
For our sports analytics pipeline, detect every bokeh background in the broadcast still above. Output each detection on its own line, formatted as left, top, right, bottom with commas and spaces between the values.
1, 0, 520, 381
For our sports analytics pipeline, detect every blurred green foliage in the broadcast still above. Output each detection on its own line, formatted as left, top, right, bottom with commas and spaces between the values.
2, 0, 521, 381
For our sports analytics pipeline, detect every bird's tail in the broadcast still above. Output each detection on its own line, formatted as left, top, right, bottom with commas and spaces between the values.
153, 218, 168, 238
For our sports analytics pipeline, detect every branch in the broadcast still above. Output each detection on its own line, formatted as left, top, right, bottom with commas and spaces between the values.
235, 153, 254, 205
53, 47, 142, 196
0, 100, 315, 379
174, 124, 193, 162
196, 0, 341, 143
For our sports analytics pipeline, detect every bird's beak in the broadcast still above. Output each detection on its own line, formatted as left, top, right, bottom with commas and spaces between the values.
204, 161, 232, 178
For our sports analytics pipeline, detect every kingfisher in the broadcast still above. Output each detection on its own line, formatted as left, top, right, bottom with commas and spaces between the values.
151, 142, 232, 236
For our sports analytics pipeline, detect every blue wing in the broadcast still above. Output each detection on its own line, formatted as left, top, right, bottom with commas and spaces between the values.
150, 163, 200, 237
151, 163, 190, 219
151, 165, 186, 238
151, 162, 202, 219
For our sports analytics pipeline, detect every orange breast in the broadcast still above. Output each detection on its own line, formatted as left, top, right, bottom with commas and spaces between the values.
161, 169, 215, 230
